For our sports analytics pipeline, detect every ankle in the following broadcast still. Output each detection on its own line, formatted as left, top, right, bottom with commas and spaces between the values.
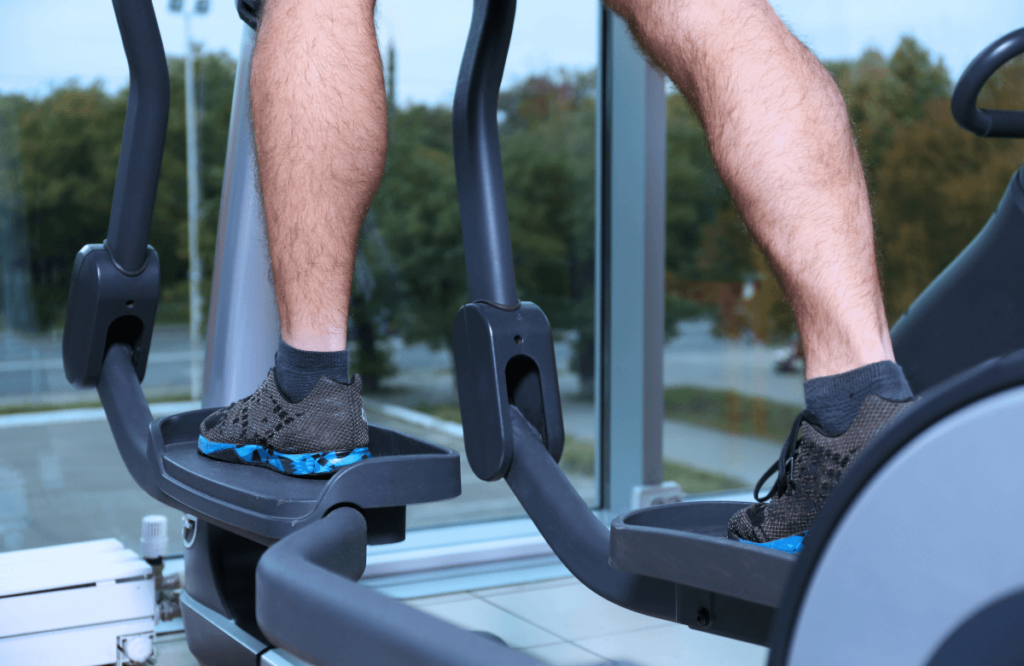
275, 339, 350, 402
803, 361, 913, 436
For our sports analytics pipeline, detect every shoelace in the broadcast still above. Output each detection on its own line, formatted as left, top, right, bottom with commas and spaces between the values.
753, 409, 810, 503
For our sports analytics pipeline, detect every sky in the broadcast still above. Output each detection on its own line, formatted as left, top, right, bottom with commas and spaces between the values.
1, 0, 1022, 106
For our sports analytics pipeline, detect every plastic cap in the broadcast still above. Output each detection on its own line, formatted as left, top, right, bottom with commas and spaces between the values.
140, 515, 168, 560
122, 634, 153, 664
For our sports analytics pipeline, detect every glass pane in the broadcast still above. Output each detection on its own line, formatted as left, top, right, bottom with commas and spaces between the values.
661, 1, 1024, 493
0, 2, 247, 553
369, 0, 599, 528
0, 0, 599, 551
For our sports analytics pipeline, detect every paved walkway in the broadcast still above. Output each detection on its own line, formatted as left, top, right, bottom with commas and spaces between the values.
560, 401, 778, 487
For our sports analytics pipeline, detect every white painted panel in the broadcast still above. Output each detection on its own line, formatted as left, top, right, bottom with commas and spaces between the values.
0, 579, 154, 638
0, 539, 124, 565
0, 617, 153, 666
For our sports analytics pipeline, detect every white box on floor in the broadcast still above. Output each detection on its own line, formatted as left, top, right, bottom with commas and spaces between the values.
0, 538, 156, 666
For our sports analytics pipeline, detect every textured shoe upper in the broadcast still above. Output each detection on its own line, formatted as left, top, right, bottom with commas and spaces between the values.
729, 394, 914, 543
199, 370, 369, 455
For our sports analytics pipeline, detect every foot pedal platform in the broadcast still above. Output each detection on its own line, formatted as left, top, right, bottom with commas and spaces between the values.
611, 501, 795, 607
610, 501, 795, 645
148, 409, 461, 545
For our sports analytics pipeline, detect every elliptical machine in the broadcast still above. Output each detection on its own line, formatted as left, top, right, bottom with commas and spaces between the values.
62, 0, 1024, 662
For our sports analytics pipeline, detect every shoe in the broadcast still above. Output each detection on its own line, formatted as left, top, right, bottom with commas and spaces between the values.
728, 394, 913, 544
197, 370, 371, 477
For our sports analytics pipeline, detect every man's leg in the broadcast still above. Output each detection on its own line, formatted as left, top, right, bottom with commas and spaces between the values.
253, 0, 385, 356
608, 0, 887, 378
197, 0, 384, 477
605, 0, 913, 541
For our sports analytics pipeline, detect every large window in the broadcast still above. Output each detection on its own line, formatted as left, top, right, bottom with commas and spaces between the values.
0, 0, 599, 552
369, 0, 599, 527
658, 0, 1024, 493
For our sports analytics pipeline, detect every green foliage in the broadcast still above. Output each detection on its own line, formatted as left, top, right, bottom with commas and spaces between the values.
664, 386, 802, 442
6, 36, 1022, 377
835, 45, 1024, 321
12, 84, 124, 328
158, 50, 237, 325
369, 71, 598, 387
2, 49, 235, 330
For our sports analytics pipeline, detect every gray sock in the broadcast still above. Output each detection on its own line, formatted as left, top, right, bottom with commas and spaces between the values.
803, 361, 913, 436
274, 339, 350, 402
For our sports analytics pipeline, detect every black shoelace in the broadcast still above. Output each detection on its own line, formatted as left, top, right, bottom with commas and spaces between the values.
753, 409, 810, 503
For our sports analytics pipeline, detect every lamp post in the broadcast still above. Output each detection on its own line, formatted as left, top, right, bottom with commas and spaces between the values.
169, 0, 209, 400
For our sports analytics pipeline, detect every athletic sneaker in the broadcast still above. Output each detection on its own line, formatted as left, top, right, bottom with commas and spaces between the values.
197, 370, 371, 477
728, 394, 913, 544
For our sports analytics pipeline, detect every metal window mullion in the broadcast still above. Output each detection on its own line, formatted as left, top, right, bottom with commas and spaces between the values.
595, 7, 667, 516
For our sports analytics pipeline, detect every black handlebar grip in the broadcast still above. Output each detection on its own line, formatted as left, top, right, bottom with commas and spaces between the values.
951, 27, 1024, 138
107, 0, 170, 275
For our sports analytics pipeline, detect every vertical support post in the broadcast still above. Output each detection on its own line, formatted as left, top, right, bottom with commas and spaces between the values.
595, 8, 669, 516
202, 28, 281, 408
184, 11, 205, 401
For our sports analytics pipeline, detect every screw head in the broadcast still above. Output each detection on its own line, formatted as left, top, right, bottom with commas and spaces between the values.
696, 608, 711, 627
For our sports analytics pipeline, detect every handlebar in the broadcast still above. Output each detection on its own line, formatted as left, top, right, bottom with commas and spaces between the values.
951, 27, 1024, 138
256, 507, 543, 666
453, 0, 520, 308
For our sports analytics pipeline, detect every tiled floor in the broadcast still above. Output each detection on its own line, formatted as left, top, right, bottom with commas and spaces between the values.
408, 577, 768, 666
157, 576, 768, 666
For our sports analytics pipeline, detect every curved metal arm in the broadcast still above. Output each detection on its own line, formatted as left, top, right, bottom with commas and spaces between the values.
107, 0, 170, 274
453, 0, 519, 307
504, 408, 677, 622
256, 508, 542, 666
951, 27, 1024, 138
97, 343, 161, 500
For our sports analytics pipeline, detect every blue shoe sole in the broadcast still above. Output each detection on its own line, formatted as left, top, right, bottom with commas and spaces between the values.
198, 434, 371, 477
739, 532, 806, 554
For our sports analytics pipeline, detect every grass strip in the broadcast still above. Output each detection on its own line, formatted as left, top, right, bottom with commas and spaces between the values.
663, 386, 801, 442
416, 403, 745, 494
0, 393, 194, 416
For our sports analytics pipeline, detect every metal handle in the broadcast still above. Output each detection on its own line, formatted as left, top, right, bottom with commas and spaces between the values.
107, 0, 171, 274
951, 27, 1024, 138
256, 508, 542, 666
504, 408, 677, 622
97, 343, 161, 500
453, 0, 520, 307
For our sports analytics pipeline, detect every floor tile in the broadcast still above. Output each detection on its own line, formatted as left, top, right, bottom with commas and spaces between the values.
522, 642, 607, 665
575, 624, 768, 666
154, 634, 199, 666
474, 576, 578, 598
406, 591, 477, 607
482, 580, 665, 642
415, 597, 563, 649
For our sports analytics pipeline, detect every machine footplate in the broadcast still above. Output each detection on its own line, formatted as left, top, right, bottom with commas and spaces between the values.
610, 501, 795, 608
149, 409, 461, 544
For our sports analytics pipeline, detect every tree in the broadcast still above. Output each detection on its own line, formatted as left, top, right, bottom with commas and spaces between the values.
2, 48, 236, 331
872, 54, 1024, 320
369, 71, 600, 393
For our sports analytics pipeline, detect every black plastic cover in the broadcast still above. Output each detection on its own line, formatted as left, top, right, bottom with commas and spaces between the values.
63, 244, 160, 388
610, 502, 795, 609
927, 590, 1024, 666
891, 168, 1024, 393
453, 301, 565, 481
236, 0, 260, 30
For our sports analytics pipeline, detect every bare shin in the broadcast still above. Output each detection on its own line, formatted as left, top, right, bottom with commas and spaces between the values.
607, 0, 895, 379
250, 0, 386, 352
